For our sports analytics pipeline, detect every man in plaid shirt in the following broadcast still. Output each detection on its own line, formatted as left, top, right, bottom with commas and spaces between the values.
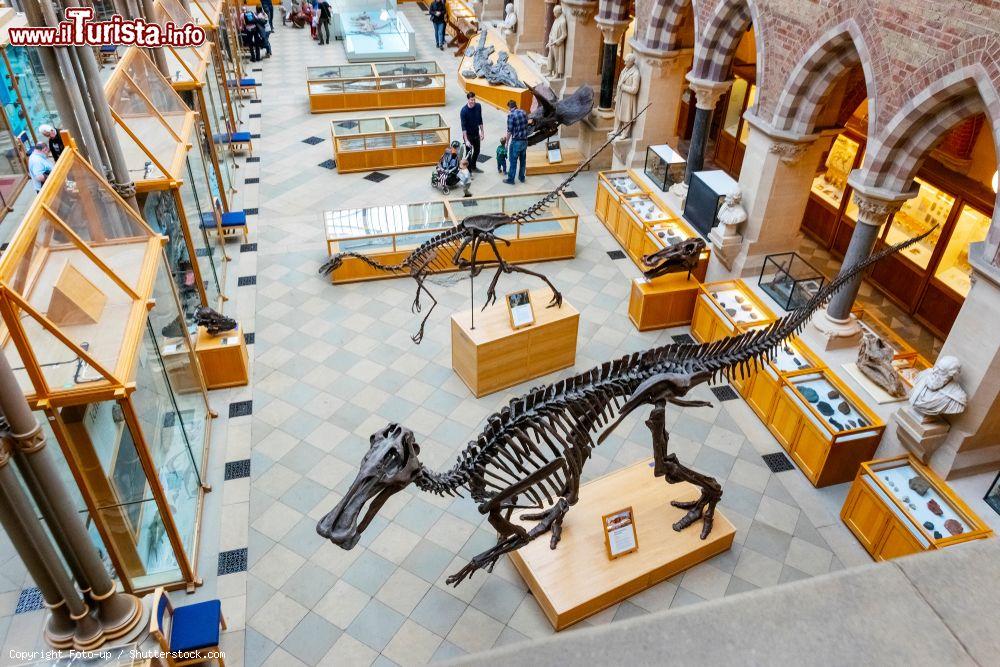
503, 100, 531, 184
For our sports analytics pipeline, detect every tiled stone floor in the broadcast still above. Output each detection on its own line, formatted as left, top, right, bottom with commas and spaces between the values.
0, 4, 955, 666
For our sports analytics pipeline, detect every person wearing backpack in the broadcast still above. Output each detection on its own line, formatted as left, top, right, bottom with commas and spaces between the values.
429, 0, 446, 50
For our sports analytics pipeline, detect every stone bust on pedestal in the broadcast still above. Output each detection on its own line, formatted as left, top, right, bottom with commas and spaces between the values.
707, 190, 746, 269
501, 3, 517, 34
895, 355, 968, 464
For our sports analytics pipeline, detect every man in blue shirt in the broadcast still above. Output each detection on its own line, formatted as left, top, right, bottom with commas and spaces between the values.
503, 99, 530, 184
459, 92, 484, 173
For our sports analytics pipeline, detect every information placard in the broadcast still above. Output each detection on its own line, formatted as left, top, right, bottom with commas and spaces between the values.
602, 506, 638, 559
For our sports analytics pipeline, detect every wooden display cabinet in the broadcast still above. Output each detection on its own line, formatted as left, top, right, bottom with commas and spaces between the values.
690, 280, 776, 344
307, 61, 446, 113
194, 325, 249, 389
841, 455, 992, 561
332, 113, 450, 174
769, 369, 884, 487
0, 149, 211, 593
323, 193, 579, 284
740, 337, 825, 418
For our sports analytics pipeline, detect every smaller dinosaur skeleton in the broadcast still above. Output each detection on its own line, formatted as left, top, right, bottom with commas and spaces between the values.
319, 108, 648, 344
317, 228, 933, 585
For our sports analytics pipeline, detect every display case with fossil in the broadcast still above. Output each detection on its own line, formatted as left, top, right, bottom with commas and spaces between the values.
644, 144, 686, 192
307, 60, 445, 112
623, 194, 671, 224
705, 282, 773, 326
884, 178, 952, 270
758, 252, 826, 311
851, 307, 917, 359
789, 372, 876, 434
842, 455, 992, 560
811, 133, 859, 209
933, 204, 990, 298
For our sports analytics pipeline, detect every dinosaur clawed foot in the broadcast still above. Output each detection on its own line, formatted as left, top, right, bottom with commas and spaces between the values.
411, 327, 426, 344
671, 494, 718, 540
546, 291, 563, 308
482, 287, 499, 310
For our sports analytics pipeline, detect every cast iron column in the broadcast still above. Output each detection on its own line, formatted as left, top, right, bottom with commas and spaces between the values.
594, 17, 629, 111
0, 433, 101, 650
0, 353, 144, 643
683, 74, 731, 184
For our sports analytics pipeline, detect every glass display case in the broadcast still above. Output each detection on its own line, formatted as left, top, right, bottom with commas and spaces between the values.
742, 336, 824, 419
307, 60, 445, 112
339, 2, 416, 63
811, 133, 860, 211
789, 372, 874, 433
0, 150, 209, 592
683, 169, 739, 237
850, 307, 916, 359
933, 204, 990, 297
843, 455, 992, 560
884, 178, 952, 270
332, 113, 450, 173
0, 43, 60, 143
714, 74, 756, 177
691, 280, 776, 343
758, 252, 826, 311
643, 144, 686, 192
323, 192, 579, 283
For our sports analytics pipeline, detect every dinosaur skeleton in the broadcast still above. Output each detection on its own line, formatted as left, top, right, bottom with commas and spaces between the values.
317, 228, 932, 585
641, 237, 706, 280
319, 108, 647, 344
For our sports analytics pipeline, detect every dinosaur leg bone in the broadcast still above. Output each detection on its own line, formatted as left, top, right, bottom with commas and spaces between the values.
410, 276, 439, 344
645, 403, 722, 540
482, 237, 564, 308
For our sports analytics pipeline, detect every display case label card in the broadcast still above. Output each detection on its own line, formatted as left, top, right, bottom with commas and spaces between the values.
603, 507, 638, 559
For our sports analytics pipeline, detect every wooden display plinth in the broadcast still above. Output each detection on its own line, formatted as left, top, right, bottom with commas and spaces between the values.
451, 290, 578, 397
194, 325, 249, 390
458, 30, 538, 111
628, 273, 703, 331
509, 459, 736, 630
526, 145, 584, 176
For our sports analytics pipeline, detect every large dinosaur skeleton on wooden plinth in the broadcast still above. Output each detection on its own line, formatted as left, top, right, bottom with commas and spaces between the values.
317, 229, 931, 585
318, 108, 648, 344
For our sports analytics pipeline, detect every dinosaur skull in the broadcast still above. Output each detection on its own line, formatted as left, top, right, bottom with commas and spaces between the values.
317, 424, 421, 549
641, 238, 706, 280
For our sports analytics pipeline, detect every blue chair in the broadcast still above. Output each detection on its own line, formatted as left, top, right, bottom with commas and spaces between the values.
227, 77, 259, 99
149, 587, 227, 666
213, 131, 253, 157
200, 197, 249, 243
98, 44, 118, 64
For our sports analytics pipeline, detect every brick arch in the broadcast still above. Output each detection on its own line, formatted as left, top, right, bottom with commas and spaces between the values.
690, 0, 758, 82
856, 65, 1000, 194
639, 0, 691, 53
769, 21, 875, 137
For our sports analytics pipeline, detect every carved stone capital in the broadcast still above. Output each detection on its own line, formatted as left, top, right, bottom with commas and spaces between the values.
594, 17, 629, 45
768, 141, 809, 165
852, 193, 906, 227
562, 0, 597, 23
629, 39, 689, 71
685, 73, 731, 111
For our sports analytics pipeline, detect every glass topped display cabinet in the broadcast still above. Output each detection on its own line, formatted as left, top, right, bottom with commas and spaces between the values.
336, 0, 417, 63
849, 307, 917, 360
307, 60, 445, 112
742, 336, 825, 419
595, 170, 644, 232
643, 144, 686, 193
758, 252, 826, 311
691, 279, 777, 343
884, 178, 952, 271
332, 113, 450, 173
843, 455, 992, 560
773, 369, 885, 487
0, 150, 210, 593
323, 192, 578, 283
932, 204, 990, 298
105, 49, 228, 322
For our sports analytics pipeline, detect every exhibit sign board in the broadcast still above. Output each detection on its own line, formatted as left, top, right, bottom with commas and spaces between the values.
602, 507, 638, 559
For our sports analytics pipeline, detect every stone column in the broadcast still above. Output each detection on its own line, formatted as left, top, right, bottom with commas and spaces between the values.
918, 242, 1000, 478
0, 353, 144, 643
813, 181, 916, 346
683, 73, 731, 184
513, 0, 547, 52
0, 434, 100, 651
722, 116, 836, 276
594, 16, 630, 111
560, 0, 601, 94
617, 43, 692, 167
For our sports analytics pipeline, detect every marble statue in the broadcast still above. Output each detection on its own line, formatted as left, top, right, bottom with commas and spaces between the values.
487, 52, 524, 88
909, 356, 968, 417
717, 190, 747, 228
501, 3, 517, 35
544, 4, 567, 79
611, 53, 640, 138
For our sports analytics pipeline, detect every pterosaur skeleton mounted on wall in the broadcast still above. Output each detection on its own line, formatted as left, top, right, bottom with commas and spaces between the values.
318, 106, 644, 344
317, 229, 932, 584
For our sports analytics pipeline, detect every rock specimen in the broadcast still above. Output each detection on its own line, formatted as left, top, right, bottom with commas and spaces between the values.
933, 531, 942, 539
828, 390, 841, 400
923, 521, 934, 530
909, 476, 930, 496
837, 402, 851, 415
927, 499, 943, 516
944, 519, 964, 536
801, 387, 819, 403
817, 401, 834, 416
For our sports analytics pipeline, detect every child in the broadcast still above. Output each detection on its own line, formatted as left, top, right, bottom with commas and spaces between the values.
458, 159, 473, 197
496, 140, 508, 174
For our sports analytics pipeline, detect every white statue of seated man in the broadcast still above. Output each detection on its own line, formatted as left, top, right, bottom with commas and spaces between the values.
908, 355, 967, 417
